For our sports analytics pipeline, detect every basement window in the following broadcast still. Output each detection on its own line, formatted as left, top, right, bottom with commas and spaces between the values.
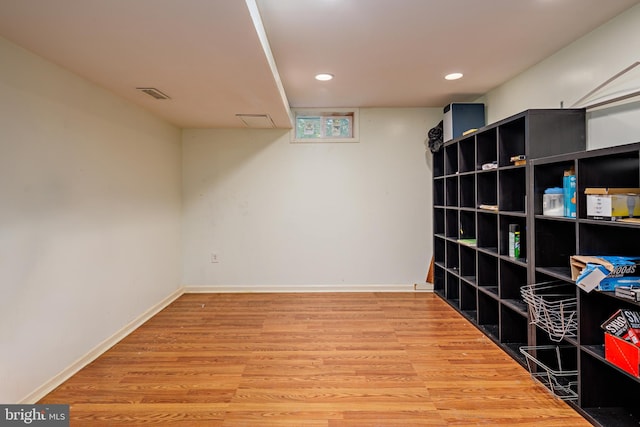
291, 108, 359, 143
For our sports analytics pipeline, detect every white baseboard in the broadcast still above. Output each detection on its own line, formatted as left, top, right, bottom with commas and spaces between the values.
21, 287, 184, 404
183, 283, 426, 293
414, 282, 434, 292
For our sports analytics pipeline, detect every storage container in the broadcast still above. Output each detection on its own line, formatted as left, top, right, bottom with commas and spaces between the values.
543, 187, 564, 216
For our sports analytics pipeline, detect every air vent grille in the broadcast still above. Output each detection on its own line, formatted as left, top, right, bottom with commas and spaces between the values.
236, 114, 275, 128
136, 87, 170, 100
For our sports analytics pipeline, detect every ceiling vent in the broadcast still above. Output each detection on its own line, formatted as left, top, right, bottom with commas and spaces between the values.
136, 87, 171, 100
236, 114, 275, 128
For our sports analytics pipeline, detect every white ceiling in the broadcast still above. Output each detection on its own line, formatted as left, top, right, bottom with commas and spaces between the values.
0, 0, 638, 129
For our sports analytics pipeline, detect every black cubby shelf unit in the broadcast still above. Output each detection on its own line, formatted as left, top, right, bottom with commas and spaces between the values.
528, 141, 640, 427
433, 109, 590, 419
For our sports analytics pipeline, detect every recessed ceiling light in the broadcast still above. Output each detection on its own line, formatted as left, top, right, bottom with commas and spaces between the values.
445, 72, 463, 81
315, 73, 334, 81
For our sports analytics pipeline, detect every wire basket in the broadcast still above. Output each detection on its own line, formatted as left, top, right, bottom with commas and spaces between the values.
521, 281, 577, 342
520, 345, 578, 401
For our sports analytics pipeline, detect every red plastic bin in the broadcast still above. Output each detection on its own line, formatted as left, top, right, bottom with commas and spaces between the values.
605, 332, 640, 377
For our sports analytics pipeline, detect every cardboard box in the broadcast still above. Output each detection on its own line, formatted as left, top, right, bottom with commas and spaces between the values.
585, 188, 640, 221
570, 255, 640, 292
605, 332, 640, 377
601, 309, 640, 344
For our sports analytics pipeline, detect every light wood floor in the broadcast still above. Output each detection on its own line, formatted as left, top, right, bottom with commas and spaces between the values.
40, 292, 590, 426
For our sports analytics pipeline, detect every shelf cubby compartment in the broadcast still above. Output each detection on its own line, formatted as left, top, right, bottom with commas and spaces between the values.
579, 287, 640, 347
580, 351, 640, 427
534, 218, 576, 280
476, 127, 497, 171
433, 110, 594, 423
578, 221, 640, 256
521, 280, 577, 343
459, 173, 476, 208
478, 291, 499, 340
445, 142, 458, 175
433, 178, 445, 207
459, 244, 477, 284
477, 251, 499, 297
477, 212, 498, 253
500, 303, 528, 363
498, 116, 526, 167
433, 147, 445, 178
434, 235, 445, 265
499, 260, 527, 316
498, 167, 526, 213
458, 135, 476, 173
446, 271, 460, 306
445, 239, 459, 271
433, 264, 445, 295
445, 209, 458, 239
499, 214, 527, 262
577, 149, 639, 189
445, 176, 458, 207
459, 210, 476, 240
477, 170, 497, 209
520, 344, 578, 401
577, 149, 640, 220
433, 208, 445, 237
533, 160, 575, 216
460, 280, 477, 321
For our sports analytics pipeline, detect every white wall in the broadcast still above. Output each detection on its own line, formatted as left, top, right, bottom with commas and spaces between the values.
182, 108, 439, 290
0, 37, 182, 402
483, 3, 640, 149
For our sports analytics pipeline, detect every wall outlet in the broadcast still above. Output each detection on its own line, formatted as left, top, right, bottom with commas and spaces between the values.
210, 253, 219, 263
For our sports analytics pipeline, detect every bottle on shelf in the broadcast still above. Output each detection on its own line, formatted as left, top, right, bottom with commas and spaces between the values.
508, 224, 520, 259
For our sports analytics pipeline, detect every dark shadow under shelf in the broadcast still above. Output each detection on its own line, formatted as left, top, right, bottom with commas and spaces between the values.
582, 344, 605, 360
583, 407, 640, 427
535, 266, 573, 282
477, 247, 498, 255
462, 310, 478, 322
502, 342, 527, 366
563, 336, 578, 347
501, 255, 528, 267
595, 290, 640, 308
478, 286, 499, 298
478, 324, 499, 341
534, 214, 576, 222
502, 299, 528, 317
461, 276, 477, 286
498, 210, 527, 217
583, 344, 640, 384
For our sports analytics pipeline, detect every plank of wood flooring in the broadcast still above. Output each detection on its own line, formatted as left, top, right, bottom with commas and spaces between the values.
68, 403, 227, 427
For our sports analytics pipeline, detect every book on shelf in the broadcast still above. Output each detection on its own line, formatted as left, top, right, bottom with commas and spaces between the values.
457, 238, 477, 247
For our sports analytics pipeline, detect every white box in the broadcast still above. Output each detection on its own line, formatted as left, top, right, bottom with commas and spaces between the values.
585, 188, 640, 220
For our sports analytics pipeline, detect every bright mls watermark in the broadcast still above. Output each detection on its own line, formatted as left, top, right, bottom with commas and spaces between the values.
0, 405, 69, 426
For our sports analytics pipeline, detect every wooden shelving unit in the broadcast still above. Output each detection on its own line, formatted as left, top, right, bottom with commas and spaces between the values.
431, 108, 637, 421
530, 142, 640, 426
